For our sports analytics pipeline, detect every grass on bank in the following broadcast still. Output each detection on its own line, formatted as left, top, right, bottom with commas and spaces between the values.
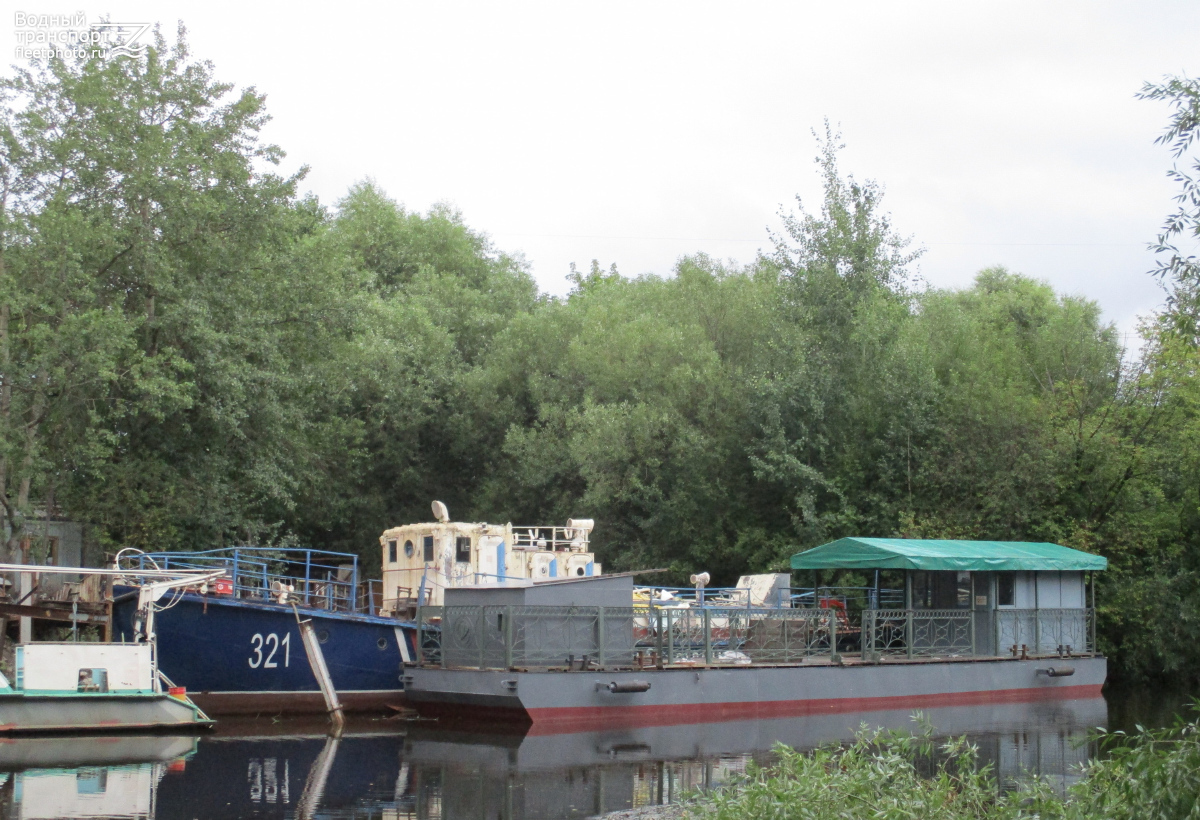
679, 708, 1200, 820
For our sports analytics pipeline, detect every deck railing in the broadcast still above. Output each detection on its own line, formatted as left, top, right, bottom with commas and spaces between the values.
994, 608, 1095, 656
415, 605, 1097, 670
121, 548, 365, 613
510, 526, 592, 551
862, 609, 975, 658
637, 585, 905, 610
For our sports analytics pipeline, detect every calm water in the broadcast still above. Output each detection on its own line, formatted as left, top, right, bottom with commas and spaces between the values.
0, 689, 1192, 820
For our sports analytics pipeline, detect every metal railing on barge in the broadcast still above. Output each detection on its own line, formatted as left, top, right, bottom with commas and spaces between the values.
414, 604, 1097, 670
636, 584, 905, 610
118, 548, 385, 615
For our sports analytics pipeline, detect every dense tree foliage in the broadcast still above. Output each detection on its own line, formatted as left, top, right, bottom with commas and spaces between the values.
2, 34, 1199, 683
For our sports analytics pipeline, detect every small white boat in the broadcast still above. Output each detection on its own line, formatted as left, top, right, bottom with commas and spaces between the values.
0, 565, 218, 734
0, 642, 211, 733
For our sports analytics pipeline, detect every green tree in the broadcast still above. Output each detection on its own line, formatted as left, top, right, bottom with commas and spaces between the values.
754, 125, 925, 548
1138, 75, 1200, 325
0, 26, 355, 553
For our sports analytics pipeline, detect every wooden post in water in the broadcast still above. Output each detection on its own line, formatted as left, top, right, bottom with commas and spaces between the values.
292, 605, 344, 729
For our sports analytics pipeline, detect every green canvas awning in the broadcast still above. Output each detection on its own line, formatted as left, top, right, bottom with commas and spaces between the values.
790, 538, 1107, 572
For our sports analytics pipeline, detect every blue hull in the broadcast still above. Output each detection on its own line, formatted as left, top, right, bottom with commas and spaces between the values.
112, 589, 416, 715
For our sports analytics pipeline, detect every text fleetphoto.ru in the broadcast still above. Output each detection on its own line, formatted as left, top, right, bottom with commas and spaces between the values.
12, 12, 149, 61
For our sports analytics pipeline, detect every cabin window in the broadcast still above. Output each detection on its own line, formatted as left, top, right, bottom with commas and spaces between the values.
956, 572, 971, 608
912, 571, 972, 609
388, 539, 398, 564
77, 668, 108, 692
404, 540, 414, 558
997, 572, 1015, 607
456, 536, 472, 563
423, 535, 434, 562
913, 571, 932, 608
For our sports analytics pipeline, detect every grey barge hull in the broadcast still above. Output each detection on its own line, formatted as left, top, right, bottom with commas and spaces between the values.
404, 656, 1106, 734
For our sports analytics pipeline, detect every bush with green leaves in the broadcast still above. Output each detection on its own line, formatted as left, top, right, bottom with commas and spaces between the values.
685, 709, 1200, 820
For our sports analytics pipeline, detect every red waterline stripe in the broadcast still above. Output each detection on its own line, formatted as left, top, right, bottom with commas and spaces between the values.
524, 684, 1102, 736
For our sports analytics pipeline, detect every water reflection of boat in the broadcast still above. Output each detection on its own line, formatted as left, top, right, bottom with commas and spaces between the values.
58, 697, 1102, 819
0, 735, 199, 771
401, 696, 1107, 817
0, 735, 199, 820
407, 696, 1108, 766
153, 725, 409, 819
3, 765, 164, 820
0, 698, 1105, 818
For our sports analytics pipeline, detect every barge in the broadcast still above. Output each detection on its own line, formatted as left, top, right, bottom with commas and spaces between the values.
402, 539, 1107, 731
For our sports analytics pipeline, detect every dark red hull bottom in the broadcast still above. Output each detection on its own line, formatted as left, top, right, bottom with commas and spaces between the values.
190, 690, 408, 716
409, 682, 1103, 735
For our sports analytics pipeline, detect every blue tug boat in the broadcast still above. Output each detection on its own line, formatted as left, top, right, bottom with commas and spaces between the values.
111, 547, 416, 715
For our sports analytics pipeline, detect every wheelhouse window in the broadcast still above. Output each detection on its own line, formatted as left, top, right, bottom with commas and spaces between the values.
404, 540, 414, 558
997, 572, 1015, 607
77, 668, 108, 692
388, 539, 398, 564
455, 536, 472, 563
422, 535, 434, 562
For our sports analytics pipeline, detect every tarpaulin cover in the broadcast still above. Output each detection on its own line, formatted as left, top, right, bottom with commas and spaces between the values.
790, 538, 1107, 572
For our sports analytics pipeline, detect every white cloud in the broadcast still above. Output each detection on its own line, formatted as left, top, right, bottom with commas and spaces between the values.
3, 0, 1193, 336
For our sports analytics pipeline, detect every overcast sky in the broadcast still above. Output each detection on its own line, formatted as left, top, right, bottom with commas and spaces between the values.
5, 2, 1198, 343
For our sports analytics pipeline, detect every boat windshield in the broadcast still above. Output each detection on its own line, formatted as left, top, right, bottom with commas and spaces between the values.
0, 670, 9, 689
